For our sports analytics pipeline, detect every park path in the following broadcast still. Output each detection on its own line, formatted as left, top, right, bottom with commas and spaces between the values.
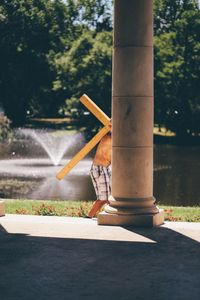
0, 214, 200, 300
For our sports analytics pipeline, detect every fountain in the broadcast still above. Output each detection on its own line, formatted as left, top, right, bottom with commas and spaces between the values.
18, 128, 81, 166
0, 128, 95, 200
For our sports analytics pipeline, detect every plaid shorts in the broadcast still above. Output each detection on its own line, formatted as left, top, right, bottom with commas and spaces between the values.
90, 164, 111, 201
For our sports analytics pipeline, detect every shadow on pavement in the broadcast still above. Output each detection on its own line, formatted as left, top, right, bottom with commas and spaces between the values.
0, 224, 199, 300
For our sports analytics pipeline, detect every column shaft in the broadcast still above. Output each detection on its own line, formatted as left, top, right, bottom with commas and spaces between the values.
98, 0, 164, 226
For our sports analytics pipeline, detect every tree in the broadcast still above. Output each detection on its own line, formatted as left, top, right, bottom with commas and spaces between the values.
0, 0, 113, 126
73, 0, 113, 32
154, 0, 200, 137
154, 0, 199, 35
53, 30, 112, 137
0, 0, 81, 125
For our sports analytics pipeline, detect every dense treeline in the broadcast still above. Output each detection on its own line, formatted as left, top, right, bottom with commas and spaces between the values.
0, 0, 199, 137
154, 0, 200, 137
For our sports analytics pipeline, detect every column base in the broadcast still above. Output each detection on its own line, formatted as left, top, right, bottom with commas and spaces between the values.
0, 200, 5, 217
98, 209, 164, 227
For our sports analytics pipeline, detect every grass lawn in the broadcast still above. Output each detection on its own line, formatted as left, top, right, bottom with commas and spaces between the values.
4, 199, 200, 222
5, 199, 91, 218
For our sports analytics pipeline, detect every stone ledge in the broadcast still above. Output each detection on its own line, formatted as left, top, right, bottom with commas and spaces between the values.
98, 209, 164, 227
0, 200, 5, 217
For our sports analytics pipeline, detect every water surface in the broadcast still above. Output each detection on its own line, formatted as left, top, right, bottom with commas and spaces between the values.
0, 130, 199, 206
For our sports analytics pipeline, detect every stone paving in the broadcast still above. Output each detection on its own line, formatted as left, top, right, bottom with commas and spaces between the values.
0, 214, 200, 300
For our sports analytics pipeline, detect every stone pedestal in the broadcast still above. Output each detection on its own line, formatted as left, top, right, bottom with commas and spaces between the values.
98, 208, 164, 227
0, 200, 5, 217
98, 0, 164, 227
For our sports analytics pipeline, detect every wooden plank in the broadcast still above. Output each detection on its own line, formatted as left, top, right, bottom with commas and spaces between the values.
80, 94, 111, 126
56, 125, 111, 180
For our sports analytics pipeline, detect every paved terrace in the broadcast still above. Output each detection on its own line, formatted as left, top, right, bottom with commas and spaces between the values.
0, 214, 200, 300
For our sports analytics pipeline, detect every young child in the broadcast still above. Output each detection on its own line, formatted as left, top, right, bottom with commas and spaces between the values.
87, 131, 111, 218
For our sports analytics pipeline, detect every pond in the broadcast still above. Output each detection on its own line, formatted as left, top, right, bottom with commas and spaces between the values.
0, 128, 199, 206
154, 144, 200, 206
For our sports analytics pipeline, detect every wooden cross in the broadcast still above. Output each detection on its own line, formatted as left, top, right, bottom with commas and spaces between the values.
56, 94, 111, 180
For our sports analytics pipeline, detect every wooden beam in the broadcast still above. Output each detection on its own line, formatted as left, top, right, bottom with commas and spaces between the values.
56, 94, 111, 180
80, 94, 110, 126
56, 124, 111, 180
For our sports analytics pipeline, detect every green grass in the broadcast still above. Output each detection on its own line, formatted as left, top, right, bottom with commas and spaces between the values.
5, 199, 92, 218
4, 199, 200, 222
161, 205, 200, 222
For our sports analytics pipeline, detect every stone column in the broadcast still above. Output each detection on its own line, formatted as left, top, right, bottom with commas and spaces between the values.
0, 200, 5, 217
98, 0, 164, 226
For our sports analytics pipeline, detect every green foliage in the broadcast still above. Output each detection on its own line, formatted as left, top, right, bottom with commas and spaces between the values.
54, 30, 112, 137
154, 0, 200, 137
0, 113, 12, 141
73, 0, 112, 32
0, 0, 112, 128
0, 0, 199, 138
0, 0, 67, 125
154, 0, 199, 35
32, 203, 59, 216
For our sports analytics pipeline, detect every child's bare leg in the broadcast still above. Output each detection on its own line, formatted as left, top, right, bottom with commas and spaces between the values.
87, 200, 109, 218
